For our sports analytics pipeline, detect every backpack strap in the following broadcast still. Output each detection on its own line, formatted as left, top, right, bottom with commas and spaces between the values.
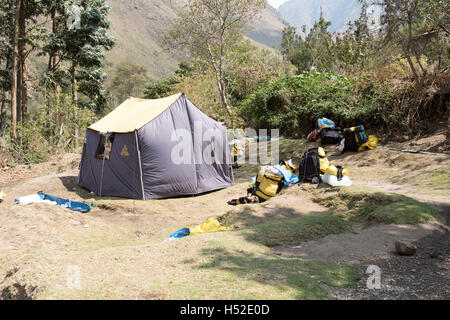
298, 150, 310, 186
310, 153, 322, 184
336, 166, 344, 181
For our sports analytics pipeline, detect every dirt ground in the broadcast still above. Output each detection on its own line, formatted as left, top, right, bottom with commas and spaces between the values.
0, 135, 448, 300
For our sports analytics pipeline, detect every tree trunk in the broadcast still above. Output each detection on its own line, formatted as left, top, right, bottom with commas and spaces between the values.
47, 5, 58, 92
71, 64, 79, 148
10, 0, 20, 143
21, 59, 28, 121
17, 60, 22, 123
1, 49, 12, 136
206, 43, 233, 126
406, 7, 419, 84
0, 99, 7, 137
405, 53, 419, 84
18, 0, 27, 122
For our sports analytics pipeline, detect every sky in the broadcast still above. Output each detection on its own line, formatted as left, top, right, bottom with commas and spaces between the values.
267, 0, 289, 9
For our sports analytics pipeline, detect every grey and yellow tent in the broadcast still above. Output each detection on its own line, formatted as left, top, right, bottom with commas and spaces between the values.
78, 93, 232, 199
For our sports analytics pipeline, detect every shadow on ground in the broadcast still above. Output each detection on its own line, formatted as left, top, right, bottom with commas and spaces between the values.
186, 247, 360, 300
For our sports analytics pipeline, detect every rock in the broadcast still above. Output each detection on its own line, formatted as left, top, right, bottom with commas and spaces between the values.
430, 249, 441, 259
395, 240, 417, 256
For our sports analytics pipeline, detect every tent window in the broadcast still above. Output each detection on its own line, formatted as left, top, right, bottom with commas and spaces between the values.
95, 135, 115, 160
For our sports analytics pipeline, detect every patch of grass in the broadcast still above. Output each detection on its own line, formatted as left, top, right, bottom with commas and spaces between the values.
367, 201, 436, 224
313, 188, 436, 225
245, 215, 352, 247
419, 170, 450, 191
192, 246, 359, 300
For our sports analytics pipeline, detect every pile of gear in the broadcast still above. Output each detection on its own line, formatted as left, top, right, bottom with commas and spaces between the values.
228, 160, 298, 206
298, 147, 352, 187
307, 117, 378, 153
340, 125, 378, 153
228, 117, 379, 205
307, 118, 342, 145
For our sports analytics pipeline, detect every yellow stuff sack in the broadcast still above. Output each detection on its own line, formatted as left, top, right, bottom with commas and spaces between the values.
318, 147, 326, 158
319, 157, 330, 174
254, 166, 284, 201
316, 147, 330, 174
326, 165, 349, 176
359, 135, 378, 152
190, 218, 230, 236
280, 160, 297, 173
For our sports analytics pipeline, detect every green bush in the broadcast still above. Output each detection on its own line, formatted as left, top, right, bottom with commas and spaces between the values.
239, 72, 414, 137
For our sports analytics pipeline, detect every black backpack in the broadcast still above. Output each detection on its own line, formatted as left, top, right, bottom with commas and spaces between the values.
298, 148, 321, 184
342, 128, 359, 152
319, 127, 343, 145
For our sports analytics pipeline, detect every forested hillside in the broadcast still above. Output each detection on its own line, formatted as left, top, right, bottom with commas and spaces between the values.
106, 0, 286, 79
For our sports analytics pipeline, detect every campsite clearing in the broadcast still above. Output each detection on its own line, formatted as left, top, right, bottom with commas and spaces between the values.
0, 137, 448, 300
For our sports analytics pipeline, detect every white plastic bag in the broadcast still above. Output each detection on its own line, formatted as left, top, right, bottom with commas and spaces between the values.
339, 139, 345, 152
322, 174, 352, 187
14, 193, 57, 205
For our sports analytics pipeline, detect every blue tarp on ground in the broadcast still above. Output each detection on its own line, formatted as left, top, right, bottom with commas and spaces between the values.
37, 192, 92, 213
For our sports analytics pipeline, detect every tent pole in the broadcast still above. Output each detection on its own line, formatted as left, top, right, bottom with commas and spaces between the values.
135, 130, 145, 200
99, 133, 110, 197
230, 155, 235, 185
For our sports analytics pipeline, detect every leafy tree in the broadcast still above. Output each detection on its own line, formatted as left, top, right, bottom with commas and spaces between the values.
281, 12, 335, 73
107, 61, 148, 105
166, 0, 265, 124
144, 77, 179, 100
40, 0, 115, 111
226, 39, 295, 101
144, 62, 194, 99
374, 0, 450, 82
175, 61, 193, 78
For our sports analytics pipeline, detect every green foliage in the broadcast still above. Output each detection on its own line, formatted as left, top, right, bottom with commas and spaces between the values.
9, 91, 96, 163
108, 61, 148, 103
240, 71, 423, 137
144, 61, 199, 100
144, 77, 179, 99
281, 0, 449, 79
175, 61, 193, 78
40, 0, 115, 112
166, 0, 266, 120
226, 39, 296, 103
281, 13, 336, 74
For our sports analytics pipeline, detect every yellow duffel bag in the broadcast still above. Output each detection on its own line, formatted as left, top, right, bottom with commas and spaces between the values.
254, 166, 284, 201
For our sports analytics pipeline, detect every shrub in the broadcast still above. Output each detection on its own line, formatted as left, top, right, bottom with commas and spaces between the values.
9, 91, 96, 164
239, 71, 431, 137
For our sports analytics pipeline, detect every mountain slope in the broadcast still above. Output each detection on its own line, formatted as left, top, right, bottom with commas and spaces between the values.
246, 4, 287, 49
106, 0, 286, 80
278, 0, 362, 33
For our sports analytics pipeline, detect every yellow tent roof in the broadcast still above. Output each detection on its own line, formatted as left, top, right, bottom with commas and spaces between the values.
89, 93, 183, 133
